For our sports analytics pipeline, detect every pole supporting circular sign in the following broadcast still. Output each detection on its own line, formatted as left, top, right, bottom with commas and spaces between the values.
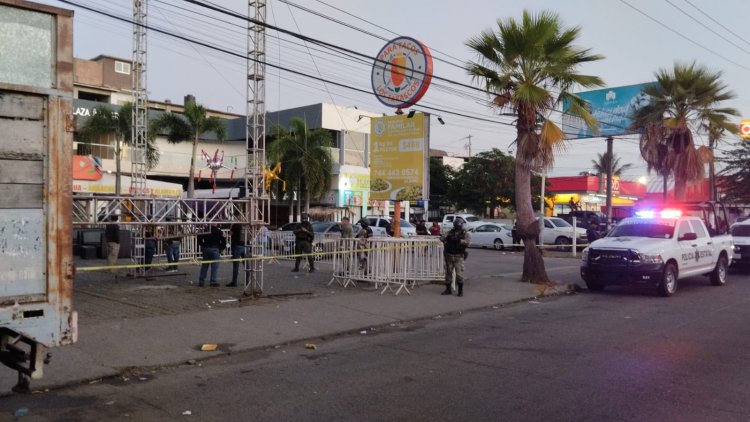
371, 37, 433, 109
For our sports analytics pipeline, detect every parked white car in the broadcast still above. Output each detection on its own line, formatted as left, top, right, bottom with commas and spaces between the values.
468, 222, 513, 250
540, 217, 588, 249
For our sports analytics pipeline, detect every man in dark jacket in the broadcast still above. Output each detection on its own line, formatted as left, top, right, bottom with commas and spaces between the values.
292, 213, 315, 273
198, 223, 225, 287
227, 221, 245, 287
586, 222, 599, 245
441, 219, 471, 297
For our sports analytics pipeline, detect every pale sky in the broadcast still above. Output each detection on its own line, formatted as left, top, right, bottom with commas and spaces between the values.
37, 0, 750, 183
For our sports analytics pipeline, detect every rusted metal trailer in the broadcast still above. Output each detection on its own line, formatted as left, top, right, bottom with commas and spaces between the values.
0, 0, 76, 392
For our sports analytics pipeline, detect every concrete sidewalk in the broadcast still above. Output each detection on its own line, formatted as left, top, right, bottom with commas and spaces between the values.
0, 253, 579, 394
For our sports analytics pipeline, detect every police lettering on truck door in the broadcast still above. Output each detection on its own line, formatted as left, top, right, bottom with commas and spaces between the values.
677, 220, 699, 273
689, 219, 714, 272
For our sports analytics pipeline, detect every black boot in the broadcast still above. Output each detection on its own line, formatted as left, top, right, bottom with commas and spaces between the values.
457, 283, 464, 297
441, 284, 452, 295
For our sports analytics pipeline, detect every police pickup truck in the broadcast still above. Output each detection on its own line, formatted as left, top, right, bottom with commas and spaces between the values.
580, 206, 733, 297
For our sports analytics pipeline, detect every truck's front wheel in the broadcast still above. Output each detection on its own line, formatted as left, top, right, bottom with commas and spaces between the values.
710, 255, 728, 286
658, 263, 678, 297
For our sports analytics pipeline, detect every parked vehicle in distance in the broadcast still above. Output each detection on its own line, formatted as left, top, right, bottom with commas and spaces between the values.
440, 213, 482, 232
361, 216, 391, 237
397, 219, 417, 237
581, 207, 733, 296
539, 217, 588, 250
731, 219, 750, 268
557, 210, 608, 232
278, 222, 301, 231
468, 223, 513, 250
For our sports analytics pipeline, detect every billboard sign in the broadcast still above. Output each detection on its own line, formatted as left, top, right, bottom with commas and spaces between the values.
371, 37, 433, 109
562, 83, 654, 139
369, 113, 429, 202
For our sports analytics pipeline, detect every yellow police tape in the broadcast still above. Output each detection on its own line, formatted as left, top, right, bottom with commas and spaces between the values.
75, 242, 441, 272
76, 241, 591, 272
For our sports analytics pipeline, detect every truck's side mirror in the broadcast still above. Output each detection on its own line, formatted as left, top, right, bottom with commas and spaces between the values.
679, 232, 698, 241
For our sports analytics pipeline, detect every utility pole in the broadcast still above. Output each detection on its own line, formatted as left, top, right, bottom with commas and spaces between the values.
605, 136, 614, 228
464, 134, 472, 158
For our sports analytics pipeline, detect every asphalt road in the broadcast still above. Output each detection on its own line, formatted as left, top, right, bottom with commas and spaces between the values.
3, 252, 750, 421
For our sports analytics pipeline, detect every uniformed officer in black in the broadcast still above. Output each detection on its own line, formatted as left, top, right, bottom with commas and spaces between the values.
441, 219, 471, 297
292, 213, 315, 273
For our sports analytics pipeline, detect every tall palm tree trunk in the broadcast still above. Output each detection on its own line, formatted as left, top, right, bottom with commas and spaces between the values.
188, 133, 199, 198
708, 137, 716, 201
674, 179, 687, 201
515, 149, 550, 284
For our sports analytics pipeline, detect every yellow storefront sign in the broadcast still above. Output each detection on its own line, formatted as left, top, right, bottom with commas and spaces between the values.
369, 113, 428, 201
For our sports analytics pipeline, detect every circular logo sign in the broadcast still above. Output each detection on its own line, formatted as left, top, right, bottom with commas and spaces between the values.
740, 120, 750, 139
371, 36, 433, 109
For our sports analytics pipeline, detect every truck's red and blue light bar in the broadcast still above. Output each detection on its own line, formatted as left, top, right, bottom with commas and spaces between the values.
635, 209, 682, 219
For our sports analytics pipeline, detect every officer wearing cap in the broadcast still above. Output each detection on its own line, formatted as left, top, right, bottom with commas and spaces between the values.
441, 218, 471, 297
292, 213, 315, 273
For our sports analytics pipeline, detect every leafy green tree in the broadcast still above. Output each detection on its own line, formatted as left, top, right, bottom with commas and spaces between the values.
448, 149, 514, 217
591, 152, 633, 177
78, 102, 159, 195
150, 98, 226, 198
466, 10, 604, 283
429, 157, 455, 212
632, 62, 738, 201
267, 117, 333, 212
718, 141, 750, 203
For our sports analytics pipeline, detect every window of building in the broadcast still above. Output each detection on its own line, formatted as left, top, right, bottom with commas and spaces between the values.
75, 133, 116, 160
115, 61, 131, 75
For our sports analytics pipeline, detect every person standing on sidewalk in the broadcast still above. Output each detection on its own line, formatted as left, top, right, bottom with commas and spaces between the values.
429, 220, 441, 236
415, 219, 429, 235
164, 236, 181, 272
227, 221, 245, 287
198, 223, 225, 287
340, 216, 353, 239
143, 223, 158, 274
105, 216, 121, 274
441, 219, 470, 297
292, 213, 315, 273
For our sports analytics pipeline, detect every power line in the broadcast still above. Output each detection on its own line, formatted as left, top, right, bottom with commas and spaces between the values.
682, 0, 750, 49
58, 0, 517, 128
618, 0, 750, 72
662, 0, 750, 56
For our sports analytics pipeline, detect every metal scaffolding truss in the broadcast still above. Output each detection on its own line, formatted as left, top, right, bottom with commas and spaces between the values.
131, 0, 149, 273
72, 196, 252, 227
244, 0, 270, 297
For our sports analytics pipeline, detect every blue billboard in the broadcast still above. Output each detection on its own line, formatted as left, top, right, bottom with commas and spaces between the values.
562, 83, 654, 139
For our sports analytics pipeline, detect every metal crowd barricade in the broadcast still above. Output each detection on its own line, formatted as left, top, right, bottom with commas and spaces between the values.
330, 236, 444, 295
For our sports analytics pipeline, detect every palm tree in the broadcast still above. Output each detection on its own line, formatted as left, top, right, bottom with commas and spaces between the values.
701, 113, 738, 201
632, 62, 738, 201
591, 152, 633, 176
150, 98, 226, 198
267, 117, 333, 213
78, 102, 159, 195
466, 10, 604, 283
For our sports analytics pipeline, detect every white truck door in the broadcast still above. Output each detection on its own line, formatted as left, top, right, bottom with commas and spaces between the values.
676, 220, 700, 274
689, 219, 715, 273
